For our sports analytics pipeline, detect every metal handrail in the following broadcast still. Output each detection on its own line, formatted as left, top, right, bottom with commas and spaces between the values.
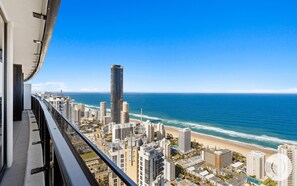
35, 95, 137, 186
32, 95, 91, 186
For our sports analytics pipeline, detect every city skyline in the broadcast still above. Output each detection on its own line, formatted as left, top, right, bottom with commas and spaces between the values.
28, 0, 297, 93
1, 1, 296, 186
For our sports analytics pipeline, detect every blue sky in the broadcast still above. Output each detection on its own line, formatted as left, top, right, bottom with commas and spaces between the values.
29, 0, 297, 93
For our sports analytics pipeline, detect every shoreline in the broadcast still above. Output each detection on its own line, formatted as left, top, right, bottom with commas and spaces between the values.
82, 105, 279, 156
164, 125, 277, 157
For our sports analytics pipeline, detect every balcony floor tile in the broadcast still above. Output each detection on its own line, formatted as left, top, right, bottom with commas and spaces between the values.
0, 111, 30, 186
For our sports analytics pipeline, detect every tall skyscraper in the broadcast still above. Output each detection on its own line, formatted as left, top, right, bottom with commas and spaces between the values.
246, 151, 266, 179
278, 144, 297, 186
111, 65, 123, 124
100, 101, 106, 123
178, 128, 191, 154
120, 101, 130, 123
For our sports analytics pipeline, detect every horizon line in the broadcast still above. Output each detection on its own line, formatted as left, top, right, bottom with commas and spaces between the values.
34, 91, 297, 94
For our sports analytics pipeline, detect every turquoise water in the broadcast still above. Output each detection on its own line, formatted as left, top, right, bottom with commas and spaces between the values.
64, 93, 297, 149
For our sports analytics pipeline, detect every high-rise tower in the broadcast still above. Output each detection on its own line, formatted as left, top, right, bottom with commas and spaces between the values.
100, 102, 106, 123
278, 144, 297, 186
246, 151, 266, 179
178, 128, 191, 154
111, 65, 123, 124
120, 101, 130, 123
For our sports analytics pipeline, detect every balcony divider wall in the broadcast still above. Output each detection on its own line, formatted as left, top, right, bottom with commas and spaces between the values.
13, 64, 23, 121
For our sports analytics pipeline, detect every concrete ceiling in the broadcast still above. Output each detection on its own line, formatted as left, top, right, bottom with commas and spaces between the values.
0, 0, 48, 80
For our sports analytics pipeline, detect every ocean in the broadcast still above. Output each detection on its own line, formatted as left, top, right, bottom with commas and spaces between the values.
64, 93, 297, 149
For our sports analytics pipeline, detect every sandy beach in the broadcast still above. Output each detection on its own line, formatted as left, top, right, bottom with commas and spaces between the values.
165, 125, 277, 157
130, 118, 277, 157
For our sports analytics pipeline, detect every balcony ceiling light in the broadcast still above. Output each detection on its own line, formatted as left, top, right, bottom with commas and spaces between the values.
34, 40, 43, 44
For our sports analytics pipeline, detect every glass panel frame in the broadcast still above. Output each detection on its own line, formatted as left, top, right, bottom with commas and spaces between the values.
0, 7, 7, 179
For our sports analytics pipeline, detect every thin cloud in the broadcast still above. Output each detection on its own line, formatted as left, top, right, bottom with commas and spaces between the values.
79, 88, 100, 92
32, 82, 71, 92
231, 88, 297, 94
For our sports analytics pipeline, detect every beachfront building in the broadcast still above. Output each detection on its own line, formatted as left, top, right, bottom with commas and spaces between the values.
100, 101, 106, 123
145, 121, 155, 142
120, 101, 130, 123
156, 123, 166, 140
77, 103, 86, 115
95, 110, 100, 120
69, 99, 76, 123
63, 97, 75, 121
246, 151, 266, 179
111, 65, 123, 124
44, 94, 77, 122
278, 144, 297, 186
84, 109, 90, 118
74, 108, 82, 128
203, 148, 232, 169
46, 95, 65, 113
178, 128, 192, 154
138, 143, 164, 186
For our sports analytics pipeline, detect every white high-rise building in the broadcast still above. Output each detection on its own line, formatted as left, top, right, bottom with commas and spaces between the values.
112, 123, 137, 142
46, 95, 65, 114
69, 100, 75, 124
63, 97, 75, 122
94, 110, 100, 120
120, 101, 130, 123
138, 143, 164, 186
108, 142, 125, 186
74, 108, 81, 128
145, 121, 154, 142
100, 102, 106, 123
246, 151, 266, 179
77, 104, 85, 117
278, 144, 297, 186
156, 123, 165, 140
84, 109, 90, 118
103, 115, 112, 125
178, 128, 191, 154
122, 101, 129, 112
164, 159, 175, 182
160, 139, 171, 159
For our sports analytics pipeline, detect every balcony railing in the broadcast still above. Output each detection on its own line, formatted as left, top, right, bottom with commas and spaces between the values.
31, 95, 137, 186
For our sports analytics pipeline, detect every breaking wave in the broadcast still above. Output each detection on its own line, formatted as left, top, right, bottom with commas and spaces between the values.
81, 103, 297, 146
